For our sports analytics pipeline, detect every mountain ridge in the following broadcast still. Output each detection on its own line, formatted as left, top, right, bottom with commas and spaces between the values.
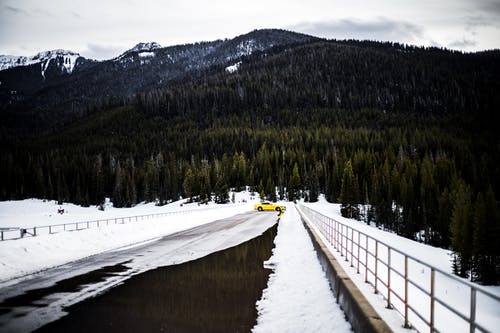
0, 29, 319, 136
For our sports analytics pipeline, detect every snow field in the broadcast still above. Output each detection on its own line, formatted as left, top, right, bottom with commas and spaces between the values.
301, 198, 500, 333
0, 192, 256, 285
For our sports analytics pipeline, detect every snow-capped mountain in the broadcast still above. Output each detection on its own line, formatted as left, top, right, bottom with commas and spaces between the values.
0, 29, 318, 132
0, 49, 84, 77
127, 42, 162, 53
115, 42, 163, 64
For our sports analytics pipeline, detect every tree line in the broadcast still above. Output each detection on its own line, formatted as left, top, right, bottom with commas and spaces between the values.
1, 40, 499, 283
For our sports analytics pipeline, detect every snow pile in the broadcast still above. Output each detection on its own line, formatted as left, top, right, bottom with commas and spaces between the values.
252, 204, 351, 333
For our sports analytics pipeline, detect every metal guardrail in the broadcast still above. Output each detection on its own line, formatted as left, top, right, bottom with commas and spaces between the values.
299, 204, 500, 333
0, 204, 244, 241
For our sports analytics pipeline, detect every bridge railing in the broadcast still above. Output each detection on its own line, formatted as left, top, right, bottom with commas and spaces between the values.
0, 204, 244, 241
298, 204, 500, 333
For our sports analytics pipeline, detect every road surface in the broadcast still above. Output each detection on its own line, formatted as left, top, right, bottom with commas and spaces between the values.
0, 211, 277, 332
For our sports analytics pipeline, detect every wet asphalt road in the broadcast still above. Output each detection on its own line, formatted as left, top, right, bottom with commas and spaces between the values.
0, 211, 277, 332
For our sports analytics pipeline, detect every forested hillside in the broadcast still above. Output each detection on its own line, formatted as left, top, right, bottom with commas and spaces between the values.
1, 37, 499, 283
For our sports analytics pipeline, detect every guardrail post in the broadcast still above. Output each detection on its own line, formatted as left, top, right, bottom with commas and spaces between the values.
431, 268, 435, 333
357, 232, 360, 274
33, 227, 37, 236
387, 248, 392, 308
350, 228, 354, 266
375, 240, 379, 294
1, 231, 3, 241
365, 236, 369, 283
49, 225, 52, 234
340, 225, 344, 256
404, 255, 410, 328
470, 287, 476, 333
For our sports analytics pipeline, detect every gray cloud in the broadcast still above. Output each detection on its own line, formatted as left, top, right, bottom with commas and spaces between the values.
289, 18, 425, 44
478, 0, 500, 15
4, 5, 29, 16
71, 11, 83, 19
448, 38, 478, 49
80, 43, 127, 60
33, 8, 53, 17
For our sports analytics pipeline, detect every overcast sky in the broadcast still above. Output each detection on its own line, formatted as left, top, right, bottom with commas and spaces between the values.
1, 0, 499, 60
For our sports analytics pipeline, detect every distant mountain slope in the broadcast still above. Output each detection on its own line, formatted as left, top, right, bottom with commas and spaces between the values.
138, 40, 500, 125
0, 29, 318, 137
0, 49, 85, 74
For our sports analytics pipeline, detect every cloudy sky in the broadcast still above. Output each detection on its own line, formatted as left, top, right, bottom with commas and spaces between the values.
1, 0, 499, 60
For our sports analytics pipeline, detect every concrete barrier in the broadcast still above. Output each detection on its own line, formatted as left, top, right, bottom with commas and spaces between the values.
298, 209, 393, 333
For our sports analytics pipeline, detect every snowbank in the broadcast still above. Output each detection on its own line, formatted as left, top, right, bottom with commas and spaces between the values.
0, 191, 257, 284
252, 204, 351, 333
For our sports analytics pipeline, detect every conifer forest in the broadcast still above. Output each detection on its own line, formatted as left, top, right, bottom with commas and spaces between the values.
1, 38, 499, 283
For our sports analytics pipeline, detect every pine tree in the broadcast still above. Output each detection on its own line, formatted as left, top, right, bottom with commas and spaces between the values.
266, 177, 276, 202
214, 170, 229, 204
288, 162, 301, 202
339, 160, 360, 219
308, 167, 320, 202
474, 187, 500, 284
112, 161, 124, 208
183, 168, 194, 202
472, 192, 487, 282
450, 180, 473, 278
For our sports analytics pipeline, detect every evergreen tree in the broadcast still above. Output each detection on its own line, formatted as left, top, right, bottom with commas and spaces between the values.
473, 187, 500, 284
308, 167, 320, 202
183, 168, 194, 202
214, 173, 229, 204
450, 180, 473, 278
112, 161, 124, 208
339, 159, 360, 219
266, 177, 276, 202
288, 163, 301, 202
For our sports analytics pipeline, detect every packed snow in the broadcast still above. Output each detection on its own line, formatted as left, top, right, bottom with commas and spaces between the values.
252, 203, 352, 333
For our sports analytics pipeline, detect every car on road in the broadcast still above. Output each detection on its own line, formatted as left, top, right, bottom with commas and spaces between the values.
254, 202, 286, 212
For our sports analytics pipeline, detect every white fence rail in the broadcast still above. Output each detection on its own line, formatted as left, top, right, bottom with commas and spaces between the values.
1, 205, 241, 241
299, 204, 500, 333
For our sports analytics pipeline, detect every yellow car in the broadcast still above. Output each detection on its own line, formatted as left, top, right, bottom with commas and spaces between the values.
254, 202, 286, 212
